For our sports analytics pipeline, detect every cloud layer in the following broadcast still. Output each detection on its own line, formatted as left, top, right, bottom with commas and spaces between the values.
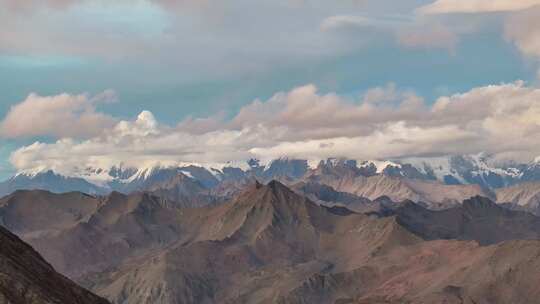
418, 0, 540, 14
1, 90, 117, 139
7, 81, 540, 175
505, 6, 540, 58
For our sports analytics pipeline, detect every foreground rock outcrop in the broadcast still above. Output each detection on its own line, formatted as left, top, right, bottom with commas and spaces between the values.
0, 225, 110, 304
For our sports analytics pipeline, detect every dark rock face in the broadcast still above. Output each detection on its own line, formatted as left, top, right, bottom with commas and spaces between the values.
382, 163, 436, 180
518, 163, 540, 183
107, 166, 137, 180
0, 224, 110, 304
262, 159, 309, 181
386, 196, 540, 245
443, 174, 462, 185
292, 181, 370, 206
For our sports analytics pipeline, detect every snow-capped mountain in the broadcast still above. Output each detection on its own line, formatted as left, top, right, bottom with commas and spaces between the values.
396, 154, 525, 189
0, 170, 107, 196
2, 154, 540, 197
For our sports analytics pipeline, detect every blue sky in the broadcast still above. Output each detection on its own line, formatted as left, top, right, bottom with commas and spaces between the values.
1, 0, 540, 179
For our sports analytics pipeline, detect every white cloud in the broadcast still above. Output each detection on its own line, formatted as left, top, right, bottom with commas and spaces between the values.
1, 91, 117, 139
504, 7, 540, 58
249, 122, 476, 161
115, 111, 159, 137
8, 81, 540, 175
418, 0, 540, 14
415, 1, 540, 60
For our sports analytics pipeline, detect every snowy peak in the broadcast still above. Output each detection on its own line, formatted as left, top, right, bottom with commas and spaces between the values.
397, 154, 523, 189
313, 158, 367, 178
2, 170, 107, 196
5, 154, 540, 198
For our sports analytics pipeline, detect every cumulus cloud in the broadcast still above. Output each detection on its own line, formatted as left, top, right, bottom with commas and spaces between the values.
1, 90, 117, 139
418, 0, 540, 14
8, 81, 540, 175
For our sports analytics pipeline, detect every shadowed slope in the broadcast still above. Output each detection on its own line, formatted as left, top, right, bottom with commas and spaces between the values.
24, 191, 190, 279
0, 225, 110, 304
386, 196, 540, 245
0, 190, 101, 236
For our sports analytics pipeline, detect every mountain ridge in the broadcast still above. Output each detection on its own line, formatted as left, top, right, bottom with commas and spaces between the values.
7, 153, 540, 198
5, 182, 540, 303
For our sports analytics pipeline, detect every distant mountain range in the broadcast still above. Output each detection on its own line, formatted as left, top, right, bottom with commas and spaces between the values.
4, 154, 540, 215
6, 153, 540, 194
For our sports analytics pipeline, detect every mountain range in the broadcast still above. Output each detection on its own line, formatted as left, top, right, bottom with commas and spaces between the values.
4, 154, 540, 303
7, 153, 540, 195
3, 182, 540, 303
3, 154, 539, 190
7, 155, 540, 215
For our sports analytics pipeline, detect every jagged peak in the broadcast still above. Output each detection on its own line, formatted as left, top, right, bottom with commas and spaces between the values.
105, 190, 129, 201
267, 179, 288, 190
397, 199, 423, 209
234, 179, 305, 211
462, 195, 501, 212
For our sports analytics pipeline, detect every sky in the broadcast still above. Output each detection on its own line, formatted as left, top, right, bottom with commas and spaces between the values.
1, 0, 540, 178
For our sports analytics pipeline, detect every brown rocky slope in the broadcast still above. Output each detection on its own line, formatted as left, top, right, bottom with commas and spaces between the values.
81, 182, 540, 304
0, 224, 110, 304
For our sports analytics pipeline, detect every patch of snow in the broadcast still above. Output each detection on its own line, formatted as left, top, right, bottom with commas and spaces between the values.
328, 158, 340, 167
76, 170, 114, 188
365, 160, 402, 174
14, 166, 48, 178
207, 160, 250, 172
399, 156, 464, 183
307, 159, 321, 170
180, 170, 194, 179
